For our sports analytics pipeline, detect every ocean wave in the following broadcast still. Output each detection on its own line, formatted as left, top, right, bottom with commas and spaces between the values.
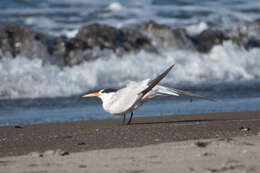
1, 0, 260, 37
0, 41, 260, 99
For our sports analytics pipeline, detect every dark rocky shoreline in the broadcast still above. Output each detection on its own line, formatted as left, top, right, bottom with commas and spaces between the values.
1, 19, 260, 67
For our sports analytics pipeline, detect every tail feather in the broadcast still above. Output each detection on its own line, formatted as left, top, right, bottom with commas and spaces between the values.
155, 85, 216, 102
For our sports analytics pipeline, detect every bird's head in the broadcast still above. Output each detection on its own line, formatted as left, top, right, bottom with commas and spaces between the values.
82, 88, 118, 99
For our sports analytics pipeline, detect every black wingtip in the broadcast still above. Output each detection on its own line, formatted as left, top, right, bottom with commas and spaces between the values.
167, 64, 175, 72
139, 64, 175, 96
170, 64, 175, 69
199, 96, 216, 102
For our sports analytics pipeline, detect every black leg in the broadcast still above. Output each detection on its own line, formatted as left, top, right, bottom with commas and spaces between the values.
123, 113, 126, 125
127, 112, 133, 125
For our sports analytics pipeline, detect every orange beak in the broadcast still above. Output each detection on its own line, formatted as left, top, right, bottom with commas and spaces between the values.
82, 92, 101, 98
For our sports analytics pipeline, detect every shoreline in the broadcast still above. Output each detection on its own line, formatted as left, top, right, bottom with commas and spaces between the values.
1, 111, 260, 157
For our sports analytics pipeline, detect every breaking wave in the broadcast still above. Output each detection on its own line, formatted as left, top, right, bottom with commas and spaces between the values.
1, 41, 260, 99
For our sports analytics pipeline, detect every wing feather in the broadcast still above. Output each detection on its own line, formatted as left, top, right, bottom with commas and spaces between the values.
139, 64, 175, 96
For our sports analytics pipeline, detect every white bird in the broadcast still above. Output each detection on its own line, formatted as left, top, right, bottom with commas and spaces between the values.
82, 64, 215, 125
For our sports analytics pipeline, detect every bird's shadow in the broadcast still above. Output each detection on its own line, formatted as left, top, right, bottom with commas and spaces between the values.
131, 118, 227, 125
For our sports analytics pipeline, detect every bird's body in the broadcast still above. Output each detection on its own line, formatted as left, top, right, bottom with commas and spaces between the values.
100, 80, 179, 115
82, 65, 215, 125
100, 81, 146, 115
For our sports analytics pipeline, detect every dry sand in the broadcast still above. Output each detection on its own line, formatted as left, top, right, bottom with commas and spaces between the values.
1, 134, 260, 173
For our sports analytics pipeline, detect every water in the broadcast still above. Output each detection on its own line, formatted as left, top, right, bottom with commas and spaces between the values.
1, 88, 260, 126
1, 0, 260, 37
0, 0, 260, 126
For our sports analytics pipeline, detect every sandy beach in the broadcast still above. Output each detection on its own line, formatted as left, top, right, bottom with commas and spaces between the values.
1, 111, 260, 172
1, 135, 260, 173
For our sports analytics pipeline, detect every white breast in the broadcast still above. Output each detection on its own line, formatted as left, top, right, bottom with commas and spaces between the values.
100, 80, 149, 115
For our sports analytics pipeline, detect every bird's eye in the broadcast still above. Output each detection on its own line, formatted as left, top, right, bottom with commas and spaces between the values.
101, 88, 118, 93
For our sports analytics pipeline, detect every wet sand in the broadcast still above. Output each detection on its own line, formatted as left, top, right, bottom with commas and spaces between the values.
0, 111, 260, 157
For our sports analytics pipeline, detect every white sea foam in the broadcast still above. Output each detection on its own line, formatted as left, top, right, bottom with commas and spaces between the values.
107, 2, 124, 11
25, 17, 54, 27
186, 22, 208, 35
60, 29, 79, 38
0, 41, 260, 99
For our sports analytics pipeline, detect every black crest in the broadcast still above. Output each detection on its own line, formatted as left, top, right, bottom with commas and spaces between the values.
101, 88, 118, 93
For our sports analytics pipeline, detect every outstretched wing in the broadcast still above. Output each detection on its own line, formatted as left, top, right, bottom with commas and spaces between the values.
155, 85, 216, 102
139, 64, 175, 96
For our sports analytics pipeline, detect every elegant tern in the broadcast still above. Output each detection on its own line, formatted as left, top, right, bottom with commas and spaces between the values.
82, 64, 215, 125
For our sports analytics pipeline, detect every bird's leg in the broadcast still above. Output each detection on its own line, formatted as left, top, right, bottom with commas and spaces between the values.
127, 112, 133, 125
123, 113, 126, 125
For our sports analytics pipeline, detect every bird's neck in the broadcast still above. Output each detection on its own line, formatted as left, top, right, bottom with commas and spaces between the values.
100, 93, 115, 112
